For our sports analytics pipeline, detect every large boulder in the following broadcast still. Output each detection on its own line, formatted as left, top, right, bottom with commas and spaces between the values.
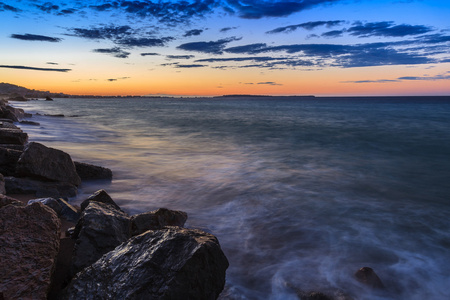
74, 161, 113, 181
131, 207, 188, 236
0, 202, 61, 299
0, 146, 22, 176
62, 227, 229, 300
15, 142, 81, 186
0, 128, 28, 145
80, 189, 121, 212
28, 197, 62, 215
4, 176, 77, 198
71, 201, 131, 274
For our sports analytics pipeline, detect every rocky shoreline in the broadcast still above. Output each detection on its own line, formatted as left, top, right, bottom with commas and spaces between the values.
0, 97, 229, 299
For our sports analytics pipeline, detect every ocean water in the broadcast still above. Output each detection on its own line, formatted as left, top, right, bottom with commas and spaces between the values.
12, 96, 450, 299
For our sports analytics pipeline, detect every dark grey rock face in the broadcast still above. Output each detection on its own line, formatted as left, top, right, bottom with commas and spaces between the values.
15, 142, 81, 186
74, 161, 113, 180
131, 207, 188, 236
0, 128, 28, 145
80, 189, 122, 212
354, 267, 384, 289
63, 227, 229, 300
28, 197, 62, 215
0, 202, 60, 300
71, 201, 131, 274
0, 147, 22, 176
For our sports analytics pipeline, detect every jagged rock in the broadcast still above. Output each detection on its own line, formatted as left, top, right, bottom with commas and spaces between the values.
0, 173, 4, 194
0, 202, 60, 299
57, 198, 80, 223
62, 227, 229, 300
0, 146, 22, 176
354, 267, 385, 289
131, 207, 188, 236
71, 201, 131, 274
80, 189, 121, 212
74, 161, 113, 180
0, 194, 24, 208
5, 176, 77, 198
28, 197, 62, 215
15, 142, 81, 186
0, 128, 28, 145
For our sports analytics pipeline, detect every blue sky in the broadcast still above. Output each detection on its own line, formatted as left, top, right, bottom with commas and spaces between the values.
1, 0, 449, 96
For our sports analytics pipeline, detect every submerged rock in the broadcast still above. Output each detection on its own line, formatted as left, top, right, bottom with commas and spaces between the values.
15, 142, 81, 186
131, 207, 188, 236
354, 267, 384, 289
0, 202, 60, 299
62, 227, 229, 300
74, 161, 113, 180
71, 201, 131, 274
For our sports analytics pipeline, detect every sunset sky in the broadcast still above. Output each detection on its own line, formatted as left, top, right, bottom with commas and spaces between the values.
1, 0, 449, 96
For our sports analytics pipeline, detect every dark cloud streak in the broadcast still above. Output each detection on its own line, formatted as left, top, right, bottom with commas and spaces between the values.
11, 33, 62, 42
0, 65, 71, 72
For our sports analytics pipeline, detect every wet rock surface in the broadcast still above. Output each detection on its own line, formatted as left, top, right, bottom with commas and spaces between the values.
131, 207, 188, 236
0, 202, 61, 299
63, 227, 229, 300
80, 189, 122, 212
16, 142, 81, 186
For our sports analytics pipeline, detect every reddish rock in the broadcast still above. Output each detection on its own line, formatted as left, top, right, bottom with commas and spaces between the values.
0, 173, 4, 194
0, 202, 61, 299
0, 194, 24, 208
15, 142, 81, 186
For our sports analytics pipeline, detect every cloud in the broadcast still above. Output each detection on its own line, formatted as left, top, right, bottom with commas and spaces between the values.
257, 81, 283, 86
10, 33, 62, 42
348, 21, 433, 38
343, 72, 450, 83
225, 43, 268, 54
220, 27, 238, 33
177, 37, 241, 54
93, 47, 130, 58
174, 64, 207, 68
117, 37, 174, 47
267, 20, 345, 34
0, 65, 71, 72
196, 56, 286, 63
0, 2, 21, 12
141, 52, 160, 56
68, 25, 133, 40
321, 30, 344, 38
167, 55, 195, 59
224, 0, 340, 19
35, 2, 59, 13
47, 62, 59, 65
184, 29, 203, 37
107, 77, 130, 82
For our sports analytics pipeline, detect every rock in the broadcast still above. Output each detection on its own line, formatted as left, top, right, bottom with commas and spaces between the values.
57, 198, 80, 223
5, 176, 77, 198
7, 95, 28, 102
0, 173, 4, 194
71, 201, 131, 274
0, 194, 24, 208
74, 161, 113, 180
28, 197, 62, 215
62, 227, 229, 300
0, 202, 61, 299
131, 207, 188, 236
80, 189, 121, 212
48, 237, 76, 299
0, 128, 28, 145
45, 113, 65, 117
15, 142, 81, 186
19, 120, 40, 126
0, 144, 24, 151
46, 96, 53, 101
354, 267, 384, 289
0, 146, 22, 176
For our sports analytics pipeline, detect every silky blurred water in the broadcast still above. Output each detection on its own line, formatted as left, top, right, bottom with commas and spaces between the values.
12, 96, 450, 299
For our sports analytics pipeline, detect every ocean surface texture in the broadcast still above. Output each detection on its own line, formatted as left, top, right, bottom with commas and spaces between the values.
13, 96, 450, 300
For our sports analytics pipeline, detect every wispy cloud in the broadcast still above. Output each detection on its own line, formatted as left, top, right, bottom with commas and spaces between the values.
177, 37, 241, 54
0, 2, 21, 12
107, 77, 130, 82
257, 81, 283, 86
0, 65, 71, 72
343, 72, 450, 83
174, 64, 207, 68
347, 21, 433, 38
184, 29, 203, 37
167, 55, 195, 59
10, 33, 62, 42
141, 52, 160, 56
267, 20, 345, 34
93, 47, 130, 58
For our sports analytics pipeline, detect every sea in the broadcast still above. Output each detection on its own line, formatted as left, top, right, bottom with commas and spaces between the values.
11, 96, 450, 300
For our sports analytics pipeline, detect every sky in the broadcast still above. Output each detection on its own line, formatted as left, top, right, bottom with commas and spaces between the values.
0, 0, 449, 96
